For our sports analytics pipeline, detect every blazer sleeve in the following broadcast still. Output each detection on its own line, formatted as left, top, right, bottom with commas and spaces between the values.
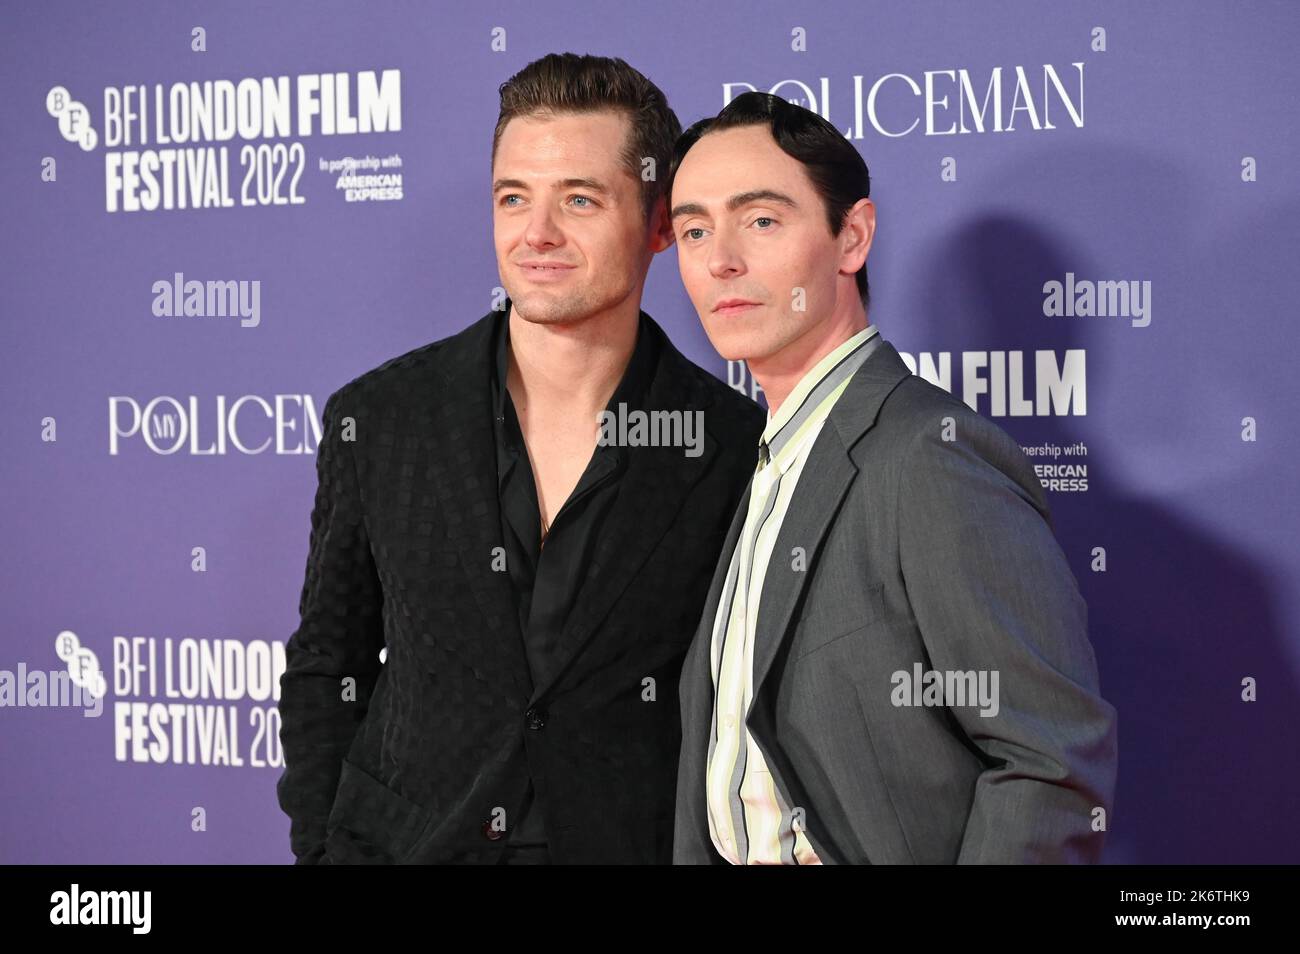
896, 404, 1118, 863
276, 387, 386, 864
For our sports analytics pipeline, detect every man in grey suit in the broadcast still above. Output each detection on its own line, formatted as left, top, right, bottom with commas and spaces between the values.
666, 92, 1118, 864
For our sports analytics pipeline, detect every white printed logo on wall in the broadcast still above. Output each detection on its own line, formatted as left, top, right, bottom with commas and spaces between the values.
55, 630, 107, 699
45, 70, 404, 212
47, 86, 97, 151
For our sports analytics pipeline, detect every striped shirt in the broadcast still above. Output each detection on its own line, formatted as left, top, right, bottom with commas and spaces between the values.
705, 324, 883, 865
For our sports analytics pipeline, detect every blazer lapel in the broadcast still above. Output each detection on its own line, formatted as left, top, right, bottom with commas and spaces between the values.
426, 310, 533, 703
676, 471, 753, 856
750, 340, 914, 696
737, 341, 914, 864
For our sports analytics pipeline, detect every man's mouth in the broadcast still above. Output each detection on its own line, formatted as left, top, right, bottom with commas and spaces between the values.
713, 300, 760, 316
519, 262, 576, 281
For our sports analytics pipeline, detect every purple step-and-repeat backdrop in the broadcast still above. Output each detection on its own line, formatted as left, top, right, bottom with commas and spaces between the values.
2, 0, 1297, 863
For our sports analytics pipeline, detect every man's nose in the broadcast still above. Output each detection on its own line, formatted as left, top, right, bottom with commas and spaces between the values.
525, 204, 564, 249
707, 233, 746, 278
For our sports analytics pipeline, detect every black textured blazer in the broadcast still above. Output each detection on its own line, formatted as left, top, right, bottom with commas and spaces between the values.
277, 307, 765, 863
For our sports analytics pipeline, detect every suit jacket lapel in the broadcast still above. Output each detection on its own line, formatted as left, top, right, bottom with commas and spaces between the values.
427, 310, 534, 703
739, 341, 914, 864
675, 470, 753, 859
750, 340, 914, 697
749, 439, 858, 694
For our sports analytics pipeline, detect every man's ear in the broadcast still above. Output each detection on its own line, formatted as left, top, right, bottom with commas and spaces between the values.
648, 196, 677, 254
839, 197, 875, 274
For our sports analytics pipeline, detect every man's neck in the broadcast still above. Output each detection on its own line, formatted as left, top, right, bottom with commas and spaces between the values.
752, 310, 870, 420
506, 301, 640, 419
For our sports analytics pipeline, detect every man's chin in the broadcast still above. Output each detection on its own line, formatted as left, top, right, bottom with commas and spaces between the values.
714, 346, 755, 363
703, 327, 771, 365
509, 292, 589, 326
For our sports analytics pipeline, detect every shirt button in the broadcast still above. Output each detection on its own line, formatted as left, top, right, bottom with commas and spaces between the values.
525, 707, 546, 730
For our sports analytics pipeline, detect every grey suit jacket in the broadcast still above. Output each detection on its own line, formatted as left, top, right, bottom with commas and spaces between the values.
674, 337, 1118, 864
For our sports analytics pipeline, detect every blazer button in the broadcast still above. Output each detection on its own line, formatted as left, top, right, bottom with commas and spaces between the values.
482, 819, 506, 840
525, 707, 546, 730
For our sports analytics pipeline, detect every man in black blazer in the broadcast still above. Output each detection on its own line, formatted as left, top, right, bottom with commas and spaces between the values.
276, 54, 764, 864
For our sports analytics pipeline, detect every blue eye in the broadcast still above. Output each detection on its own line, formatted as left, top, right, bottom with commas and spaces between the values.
754, 217, 774, 228
684, 228, 704, 240
502, 195, 521, 206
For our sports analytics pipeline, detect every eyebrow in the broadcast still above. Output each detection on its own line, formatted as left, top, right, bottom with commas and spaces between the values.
670, 189, 799, 221
492, 177, 614, 196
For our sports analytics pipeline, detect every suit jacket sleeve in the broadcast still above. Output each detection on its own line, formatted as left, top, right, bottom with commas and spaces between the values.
896, 406, 1118, 863
276, 387, 386, 864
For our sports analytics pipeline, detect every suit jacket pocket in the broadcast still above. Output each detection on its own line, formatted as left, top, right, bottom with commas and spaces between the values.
793, 582, 886, 659
324, 758, 428, 863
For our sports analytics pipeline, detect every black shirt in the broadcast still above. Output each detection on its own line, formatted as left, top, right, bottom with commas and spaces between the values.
490, 302, 659, 850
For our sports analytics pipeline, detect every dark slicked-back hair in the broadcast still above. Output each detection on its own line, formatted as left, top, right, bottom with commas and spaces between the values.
493, 52, 682, 223
668, 91, 872, 310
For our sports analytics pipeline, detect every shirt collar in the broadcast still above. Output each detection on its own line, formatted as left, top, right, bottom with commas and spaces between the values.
758, 324, 881, 467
